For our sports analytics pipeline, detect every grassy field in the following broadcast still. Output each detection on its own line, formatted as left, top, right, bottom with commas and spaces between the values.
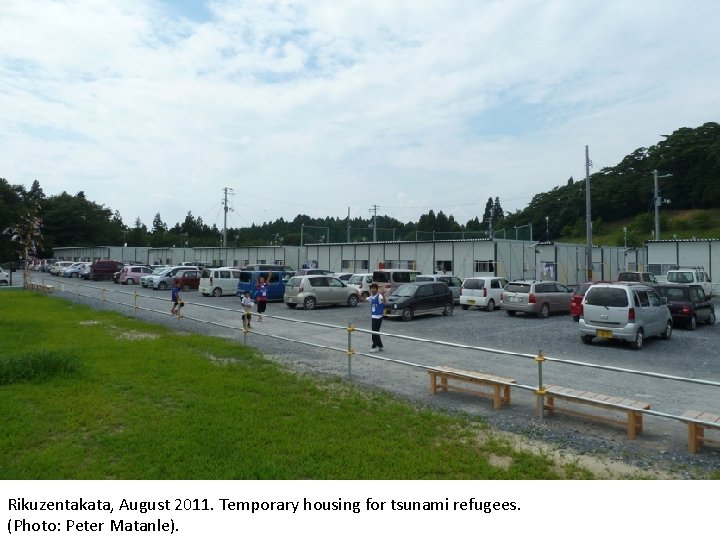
0, 290, 684, 480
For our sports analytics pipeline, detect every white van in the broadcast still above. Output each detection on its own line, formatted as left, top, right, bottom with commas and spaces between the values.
372, 269, 422, 295
346, 273, 374, 299
200, 267, 241, 297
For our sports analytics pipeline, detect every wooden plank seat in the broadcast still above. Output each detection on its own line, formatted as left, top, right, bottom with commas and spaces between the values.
428, 366, 516, 410
539, 385, 651, 440
682, 410, 720, 454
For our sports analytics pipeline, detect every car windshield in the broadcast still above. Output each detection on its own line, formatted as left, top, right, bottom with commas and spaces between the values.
392, 284, 417, 297
585, 287, 629, 307
152, 267, 167, 275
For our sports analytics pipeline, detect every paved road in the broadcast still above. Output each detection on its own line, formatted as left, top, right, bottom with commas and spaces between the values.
31, 273, 720, 464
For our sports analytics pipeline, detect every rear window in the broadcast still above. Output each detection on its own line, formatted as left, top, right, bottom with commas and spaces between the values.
667, 271, 694, 284
506, 283, 530, 293
202, 268, 213, 278
462, 278, 484, 289
585, 287, 629, 307
617, 272, 639, 281
654, 286, 688, 301
415, 276, 434, 282
286, 277, 301, 287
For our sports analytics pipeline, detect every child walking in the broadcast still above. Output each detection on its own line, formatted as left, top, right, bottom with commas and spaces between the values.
255, 275, 268, 322
170, 279, 184, 316
241, 290, 254, 329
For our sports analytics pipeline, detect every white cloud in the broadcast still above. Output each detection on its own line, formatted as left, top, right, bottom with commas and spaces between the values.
1, 0, 718, 230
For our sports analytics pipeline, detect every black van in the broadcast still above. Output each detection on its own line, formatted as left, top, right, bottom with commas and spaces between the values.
89, 260, 124, 281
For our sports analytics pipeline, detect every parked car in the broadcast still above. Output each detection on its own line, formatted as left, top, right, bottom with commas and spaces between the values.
616, 271, 657, 284
383, 281, 454, 321
334, 272, 354, 283
346, 273, 374, 299
570, 281, 611, 322
500, 280, 573, 318
459, 276, 508, 311
415, 274, 463, 304
0, 267, 9, 285
652, 283, 715, 330
141, 266, 169, 288
61, 262, 89, 278
200, 267, 241, 297
294, 269, 335, 276
237, 270, 294, 301
665, 267, 713, 298
372, 269, 422, 295
283, 275, 360, 310
119, 265, 153, 285
89, 259, 125, 281
578, 283, 672, 350
49, 261, 74, 275
153, 267, 200, 291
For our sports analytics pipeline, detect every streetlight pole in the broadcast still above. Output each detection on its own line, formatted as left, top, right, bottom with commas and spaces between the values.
653, 169, 673, 240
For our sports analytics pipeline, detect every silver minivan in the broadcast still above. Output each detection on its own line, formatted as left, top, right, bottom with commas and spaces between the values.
579, 283, 672, 350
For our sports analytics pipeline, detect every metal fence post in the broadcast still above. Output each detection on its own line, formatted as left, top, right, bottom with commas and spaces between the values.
535, 350, 546, 421
134, 291, 138, 310
346, 322, 355, 378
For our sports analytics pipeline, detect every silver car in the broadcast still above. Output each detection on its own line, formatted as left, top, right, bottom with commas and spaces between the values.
284, 275, 360, 310
579, 283, 672, 350
500, 280, 573, 318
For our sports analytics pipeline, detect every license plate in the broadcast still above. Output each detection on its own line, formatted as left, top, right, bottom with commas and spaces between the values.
511, 297, 522, 303
597, 329, 613, 338
384, 309, 392, 315
467, 299, 475, 305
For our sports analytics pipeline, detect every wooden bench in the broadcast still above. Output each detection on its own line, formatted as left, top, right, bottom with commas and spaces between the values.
682, 410, 720, 454
538, 385, 651, 440
29, 282, 54, 293
428, 366, 516, 410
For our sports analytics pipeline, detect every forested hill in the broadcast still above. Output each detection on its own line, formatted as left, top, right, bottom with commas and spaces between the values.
500, 122, 720, 241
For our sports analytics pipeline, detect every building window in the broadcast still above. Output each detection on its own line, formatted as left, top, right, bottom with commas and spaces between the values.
274, 259, 285, 265
473, 260, 496, 273
435, 260, 452, 273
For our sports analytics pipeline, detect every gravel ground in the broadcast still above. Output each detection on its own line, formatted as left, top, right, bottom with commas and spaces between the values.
31, 274, 720, 478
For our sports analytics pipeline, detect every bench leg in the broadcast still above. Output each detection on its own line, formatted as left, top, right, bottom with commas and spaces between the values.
492, 384, 500, 410
687, 423, 704, 454
502, 384, 511, 405
429, 373, 437, 395
440, 375, 448, 392
626, 412, 637, 440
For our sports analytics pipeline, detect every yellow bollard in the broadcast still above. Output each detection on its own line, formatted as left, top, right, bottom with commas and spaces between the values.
535, 350, 546, 421
346, 323, 356, 378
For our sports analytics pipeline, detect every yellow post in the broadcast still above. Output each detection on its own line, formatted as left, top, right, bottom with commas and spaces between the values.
346, 323, 356, 378
535, 350, 546, 421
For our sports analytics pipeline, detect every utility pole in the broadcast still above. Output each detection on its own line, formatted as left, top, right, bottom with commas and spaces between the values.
222, 187, 234, 248
347, 207, 351, 243
653, 170, 673, 240
369, 204, 379, 242
585, 145, 593, 280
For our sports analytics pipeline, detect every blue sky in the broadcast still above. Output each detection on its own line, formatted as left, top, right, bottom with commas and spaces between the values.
1, 0, 719, 232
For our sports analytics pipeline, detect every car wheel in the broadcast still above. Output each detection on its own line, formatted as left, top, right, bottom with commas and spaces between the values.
661, 320, 672, 339
486, 299, 495, 312
707, 310, 716, 325
506, 310, 516, 317
630, 329, 644, 350
212, 288, 222, 297
285, 303, 297, 309
127, 278, 135, 285
401, 307, 414, 321
158, 282, 168, 290
461, 304, 469, 310
686, 315, 697, 331
581, 335, 593, 345
303, 297, 316, 310
347, 294, 359, 307
361, 291, 369, 300
539, 303, 550, 318
443, 303, 454, 316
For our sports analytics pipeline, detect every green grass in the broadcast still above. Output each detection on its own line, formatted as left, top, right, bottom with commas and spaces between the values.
0, 291, 625, 479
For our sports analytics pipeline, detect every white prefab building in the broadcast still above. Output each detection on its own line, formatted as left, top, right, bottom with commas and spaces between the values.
53, 238, 646, 286
646, 239, 720, 289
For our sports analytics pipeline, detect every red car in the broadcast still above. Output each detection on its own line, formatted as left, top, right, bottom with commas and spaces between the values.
570, 281, 610, 321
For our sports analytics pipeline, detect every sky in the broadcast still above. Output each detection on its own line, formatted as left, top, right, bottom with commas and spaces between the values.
1, 0, 719, 233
